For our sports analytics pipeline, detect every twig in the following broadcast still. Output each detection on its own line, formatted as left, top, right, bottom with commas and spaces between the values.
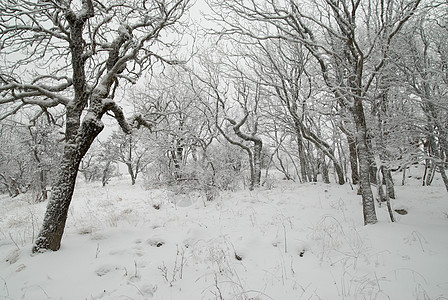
9, 233, 20, 250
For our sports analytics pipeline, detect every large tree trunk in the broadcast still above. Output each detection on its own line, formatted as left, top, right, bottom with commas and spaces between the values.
32, 117, 103, 252
351, 101, 378, 225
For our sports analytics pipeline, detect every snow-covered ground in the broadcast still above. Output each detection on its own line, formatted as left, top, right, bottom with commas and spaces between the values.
1, 166, 447, 299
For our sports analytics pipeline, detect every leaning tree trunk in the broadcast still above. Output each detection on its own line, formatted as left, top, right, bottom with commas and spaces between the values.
380, 167, 395, 222
32, 117, 103, 252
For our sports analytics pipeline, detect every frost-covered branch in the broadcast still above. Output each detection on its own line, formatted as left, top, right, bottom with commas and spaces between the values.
102, 100, 131, 134
0, 82, 72, 106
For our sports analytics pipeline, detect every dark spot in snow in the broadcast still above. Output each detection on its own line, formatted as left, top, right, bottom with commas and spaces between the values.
395, 209, 408, 215
146, 239, 165, 247
78, 228, 92, 235
299, 250, 305, 257
153, 204, 160, 210
234, 253, 243, 261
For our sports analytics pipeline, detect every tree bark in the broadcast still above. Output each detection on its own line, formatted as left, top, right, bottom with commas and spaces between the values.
296, 130, 309, 182
171, 140, 184, 180
351, 101, 378, 225
30, 135, 48, 202
428, 134, 448, 192
383, 168, 395, 199
377, 172, 386, 202
321, 155, 330, 184
33, 117, 103, 252
0, 174, 20, 197
366, 134, 378, 184
402, 167, 407, 186
127, 162, 136, 185
381, 167, 396, 222
439, 166, 448, 193
102, 161, 112, 187
339, 124, 359, 185
253, 139, 262, 187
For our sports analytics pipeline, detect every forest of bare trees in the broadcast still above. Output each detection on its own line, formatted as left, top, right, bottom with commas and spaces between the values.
0, 0, 447, 252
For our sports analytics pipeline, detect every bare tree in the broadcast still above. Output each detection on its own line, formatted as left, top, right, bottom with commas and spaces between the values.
79, 140, 118, 185
243, 39, 346, 184
0, 118, 61, 200
0, 124, 30, 197
195, 53, 264, 190
103, 131, 150, 185
0, 0, 189, 252
132, 68, 218, 184
26, 120, 63, 202
395, 15, 448, 192
216, 83, 263, 190
206, 0, 421, 224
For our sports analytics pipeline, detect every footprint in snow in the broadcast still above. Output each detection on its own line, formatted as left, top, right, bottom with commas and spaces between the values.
95, 264, 124, 277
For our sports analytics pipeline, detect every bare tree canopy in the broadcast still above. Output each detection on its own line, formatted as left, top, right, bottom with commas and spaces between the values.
0, 0, 190, 252
203, 0, 422, 224
0, 0, 446, 256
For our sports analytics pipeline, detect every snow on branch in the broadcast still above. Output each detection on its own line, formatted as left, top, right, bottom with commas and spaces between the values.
0, 82, 71, 106
102, 99, 131, 134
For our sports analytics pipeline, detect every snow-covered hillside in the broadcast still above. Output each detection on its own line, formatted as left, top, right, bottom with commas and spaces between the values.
1, 166, 447, 299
